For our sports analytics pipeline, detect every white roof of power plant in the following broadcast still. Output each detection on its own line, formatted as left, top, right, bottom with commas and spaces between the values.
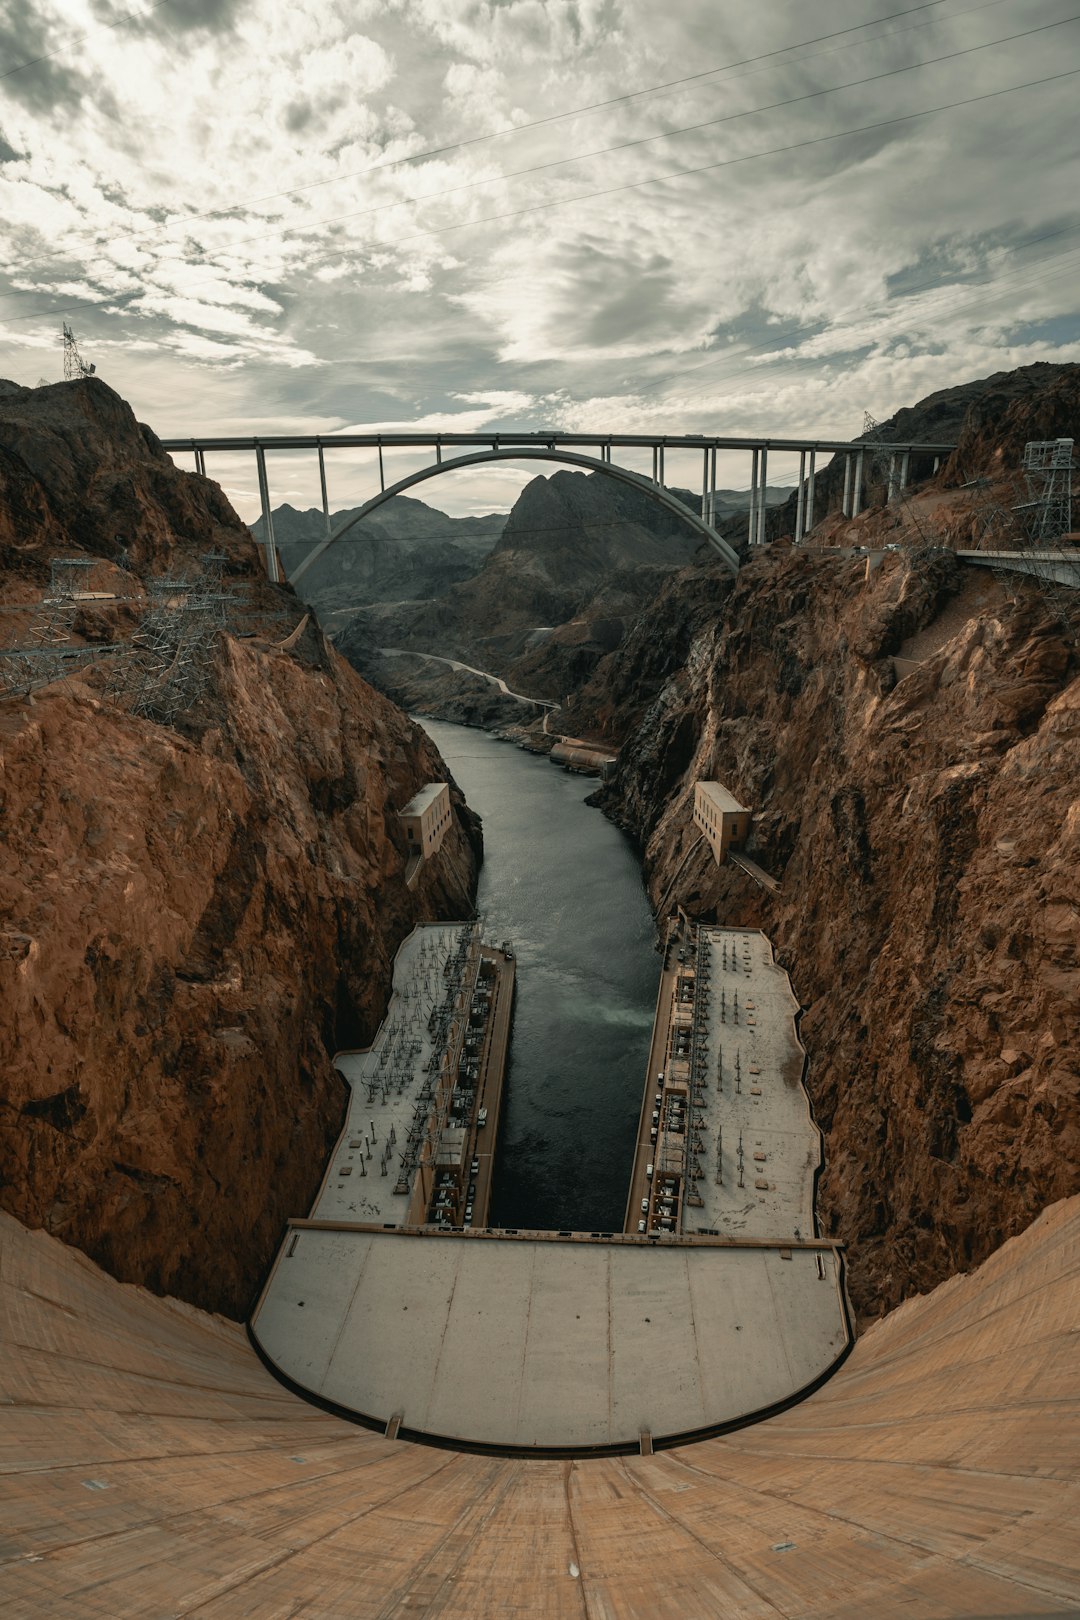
696, 780, 750, 816
400, 781, 448, 818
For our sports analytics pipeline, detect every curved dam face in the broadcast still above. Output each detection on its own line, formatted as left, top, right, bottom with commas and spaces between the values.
3, 1198, 1078, 1617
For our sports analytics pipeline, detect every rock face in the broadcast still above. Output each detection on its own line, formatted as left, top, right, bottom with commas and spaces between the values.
764, 361, 1080, 541
337, 470, 708, 705
0, 379, 480, 1318
254, 496, 503, 615
593, 544, 1079, 1318
0, 376, 252, 585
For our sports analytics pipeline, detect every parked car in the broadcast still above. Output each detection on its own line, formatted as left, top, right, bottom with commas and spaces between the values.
637, 1219, 647, 1233
641, 1198, 649, 1214
471, 1158, 480, 1176
477, 1107, 488, 1127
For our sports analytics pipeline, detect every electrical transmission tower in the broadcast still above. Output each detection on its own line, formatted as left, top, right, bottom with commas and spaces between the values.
62, 322, 96, 382
1017, 439, 1073, 542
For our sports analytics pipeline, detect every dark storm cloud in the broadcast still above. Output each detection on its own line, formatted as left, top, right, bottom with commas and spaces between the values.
151, 0, 248, 34
88, 0, 247, 32
0, 5, 90, 113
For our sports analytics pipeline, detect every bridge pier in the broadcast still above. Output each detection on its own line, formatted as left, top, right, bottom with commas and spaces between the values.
842, 454, 854, 518
852, 449, 865, 518
795, 451, 806, 543
318, 447, 331, 536
254, 446, 281, 584
805, 450, 816, 535
887, 452, 899, 504
900, 449, 910, 493
748, 449, 759, 548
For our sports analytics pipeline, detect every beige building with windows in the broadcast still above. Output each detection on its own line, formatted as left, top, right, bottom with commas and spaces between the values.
694, 780, 752, 864
400, 781, 452, 861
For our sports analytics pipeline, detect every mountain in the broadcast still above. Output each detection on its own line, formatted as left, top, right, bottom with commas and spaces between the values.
764, 360, 1080, 542
252, 495, 504, 616
336, 469, 721, 703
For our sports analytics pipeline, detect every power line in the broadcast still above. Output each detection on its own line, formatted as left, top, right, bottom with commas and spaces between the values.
190, 14, 1080, 261
148, 0, 988, 235
0, 0, 1010, 301
0, 0, 175, 83
347, 65, 1080, 254
5, 62, 1078, 330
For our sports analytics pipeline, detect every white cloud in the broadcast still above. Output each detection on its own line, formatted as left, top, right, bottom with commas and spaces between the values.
0, 0, 1076, 489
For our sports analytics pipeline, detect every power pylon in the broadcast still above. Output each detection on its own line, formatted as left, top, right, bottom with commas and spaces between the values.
62, 323, 96, 382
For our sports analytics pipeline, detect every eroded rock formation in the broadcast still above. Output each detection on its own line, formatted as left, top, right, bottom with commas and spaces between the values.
592, 545, 1079, 1317
0, 379, 480, 1317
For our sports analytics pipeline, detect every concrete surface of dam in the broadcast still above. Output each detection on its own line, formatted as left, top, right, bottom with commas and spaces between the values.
2, 1197, 1077, 1617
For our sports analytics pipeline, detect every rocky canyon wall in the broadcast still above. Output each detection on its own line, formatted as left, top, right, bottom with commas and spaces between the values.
0, 379, 480, 1317
593, 544, 1079, 1318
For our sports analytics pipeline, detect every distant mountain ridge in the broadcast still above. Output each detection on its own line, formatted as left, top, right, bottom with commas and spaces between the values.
252, 494, 504, 609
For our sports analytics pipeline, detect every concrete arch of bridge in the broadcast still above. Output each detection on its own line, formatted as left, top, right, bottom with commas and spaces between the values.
287, 446, 741, 585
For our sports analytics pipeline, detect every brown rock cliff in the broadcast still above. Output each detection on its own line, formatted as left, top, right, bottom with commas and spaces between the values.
0, 380, 480, 1317
593, 545, 1079, 1317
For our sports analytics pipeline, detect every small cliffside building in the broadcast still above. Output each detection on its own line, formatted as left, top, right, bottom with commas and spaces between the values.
694, 781, 752, 865
400, 782, 452, 864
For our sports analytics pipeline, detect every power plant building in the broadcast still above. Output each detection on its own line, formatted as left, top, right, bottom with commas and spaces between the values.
400, 781, 452, 861
694, 780, 752, 864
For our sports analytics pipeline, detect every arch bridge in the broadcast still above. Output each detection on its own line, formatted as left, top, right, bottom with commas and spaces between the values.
160, 429, 957, 586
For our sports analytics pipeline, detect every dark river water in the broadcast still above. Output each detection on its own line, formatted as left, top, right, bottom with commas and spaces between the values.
419, 719, 659, 1232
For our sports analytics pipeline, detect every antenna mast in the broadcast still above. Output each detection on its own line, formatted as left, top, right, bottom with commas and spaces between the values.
62, 322, 96, 382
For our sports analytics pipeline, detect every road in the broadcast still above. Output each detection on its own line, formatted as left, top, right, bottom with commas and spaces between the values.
380, 646, 557, 709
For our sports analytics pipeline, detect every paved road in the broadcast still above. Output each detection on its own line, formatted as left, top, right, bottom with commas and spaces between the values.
624, 940, 680, 1233
380, 647, 557, 709
470, 949, 516, 1228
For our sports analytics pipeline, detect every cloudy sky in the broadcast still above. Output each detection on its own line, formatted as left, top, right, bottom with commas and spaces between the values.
1, 0, 1078, 519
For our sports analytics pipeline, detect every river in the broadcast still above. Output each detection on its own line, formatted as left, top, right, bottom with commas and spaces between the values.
418, 718, 659, 1233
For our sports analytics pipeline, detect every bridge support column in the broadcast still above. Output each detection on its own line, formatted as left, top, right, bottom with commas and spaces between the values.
757, 446, 769, 546
194, 447, 206, 477
805, 450, 816, 535
795, 451, 806, 542
318, 447, 331, 535
658, 444, 665, 489
709, 446, 717, 527
255, 446, 281, 584
900, 448, 910, 492
853, 449, 865, 518
378, 443, 385, 492
842, 453, 854, 518
748, 449, 759, 547
887, 452, 899, 503
652, 444, 659, 486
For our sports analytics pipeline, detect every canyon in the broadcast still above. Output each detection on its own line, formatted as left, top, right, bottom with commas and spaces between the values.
1, 368, 1077, 1318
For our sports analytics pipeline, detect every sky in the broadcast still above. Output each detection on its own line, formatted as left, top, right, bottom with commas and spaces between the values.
1, 0, 1078, 520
